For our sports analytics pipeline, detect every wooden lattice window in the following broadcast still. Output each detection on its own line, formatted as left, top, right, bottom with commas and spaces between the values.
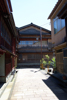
22, 55, 27, 61
56, 52, 64, 74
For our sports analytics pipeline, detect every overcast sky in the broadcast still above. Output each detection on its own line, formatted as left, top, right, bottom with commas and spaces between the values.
11, 0, 58, 30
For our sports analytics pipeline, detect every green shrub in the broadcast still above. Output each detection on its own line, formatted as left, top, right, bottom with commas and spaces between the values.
51, 57, 56, 68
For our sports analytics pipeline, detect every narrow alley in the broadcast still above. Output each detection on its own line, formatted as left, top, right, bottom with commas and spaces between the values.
9, 68, 67, 100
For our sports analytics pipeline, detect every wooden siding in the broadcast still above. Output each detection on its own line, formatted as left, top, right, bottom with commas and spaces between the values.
12, 57, 15, 69
5, 63, 11, 76
18, 53, 53, 64
0, 12, 1, 45
56, 52, 64, 74
1, 36, 12, 51
12, 38, 16, 54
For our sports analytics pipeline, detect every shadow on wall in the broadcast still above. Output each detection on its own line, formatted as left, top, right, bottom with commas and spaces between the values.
42, 76, 67, 100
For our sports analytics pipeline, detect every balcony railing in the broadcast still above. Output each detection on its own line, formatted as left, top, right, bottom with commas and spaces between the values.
17, 48, 52, 53
1, 36, 12, 52
17, 45, 48, 49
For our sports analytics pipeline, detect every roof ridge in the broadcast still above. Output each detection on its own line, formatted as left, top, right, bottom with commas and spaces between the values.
17, 23, 51, 33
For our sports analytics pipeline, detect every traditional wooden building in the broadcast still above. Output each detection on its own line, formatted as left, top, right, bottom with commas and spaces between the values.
48, 0, 67, 75
0, 0, 18, 82
17, 23, 53, 67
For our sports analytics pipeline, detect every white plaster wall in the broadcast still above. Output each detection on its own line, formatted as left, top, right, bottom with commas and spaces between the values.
0, 53, 5, 76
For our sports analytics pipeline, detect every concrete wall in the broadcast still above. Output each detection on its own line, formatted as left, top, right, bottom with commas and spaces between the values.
0, 53, 5, 76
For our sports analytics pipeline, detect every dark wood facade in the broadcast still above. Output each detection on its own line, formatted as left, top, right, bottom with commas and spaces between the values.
0, 0, 18, 82
17, 23, 53, 67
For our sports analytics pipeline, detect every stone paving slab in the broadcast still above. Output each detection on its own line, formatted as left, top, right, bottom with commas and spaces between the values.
9, 68, 67, 100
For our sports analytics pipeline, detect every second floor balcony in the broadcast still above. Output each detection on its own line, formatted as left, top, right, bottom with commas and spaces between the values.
0, 36, 12, 52
17, 45, 52, 53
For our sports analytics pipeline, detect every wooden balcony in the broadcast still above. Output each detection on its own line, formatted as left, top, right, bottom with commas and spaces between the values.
0, 36, 12, 52
17, 45, 53, 53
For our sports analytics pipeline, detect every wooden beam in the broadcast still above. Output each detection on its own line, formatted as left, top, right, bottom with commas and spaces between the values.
20, 35, 51, 37
0, 49, 6, 53
19, 38, 48, 41
53, 42, 66, 50
57, 3, 67, 19
0, 52, 3, 55
18, 52, 53, 55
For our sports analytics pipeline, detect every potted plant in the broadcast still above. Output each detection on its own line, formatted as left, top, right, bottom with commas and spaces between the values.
40, 58, 45, 69
42, 55, 51, 72
63, 75, 66, 80
45, 55, 51, 72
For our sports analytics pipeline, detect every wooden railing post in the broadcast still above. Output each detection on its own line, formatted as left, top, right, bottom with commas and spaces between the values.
0, 12, 1, 46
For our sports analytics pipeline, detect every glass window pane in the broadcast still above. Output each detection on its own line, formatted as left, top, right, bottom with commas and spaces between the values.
61, 19, 65, 28
57, 19, 61, 31
29, 41, 33, 45
22, 41, 26, 45
26, 41, 28, 45
54, 20, 57, 34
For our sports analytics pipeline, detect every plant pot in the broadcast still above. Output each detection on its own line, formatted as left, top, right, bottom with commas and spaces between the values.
63, 75, 67, 80
40, 63, 44, 69
48, 69, 51, 72
43, 67, 45, 69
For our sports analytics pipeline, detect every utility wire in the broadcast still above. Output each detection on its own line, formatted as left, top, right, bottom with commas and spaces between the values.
41, 22, 51, 27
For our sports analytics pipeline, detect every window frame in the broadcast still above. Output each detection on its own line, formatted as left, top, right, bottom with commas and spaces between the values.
53, 17, 65, 34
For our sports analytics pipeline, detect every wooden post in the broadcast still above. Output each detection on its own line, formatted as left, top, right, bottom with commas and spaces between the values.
65, 17, 67, 46
40, 27, 42, 60
0, 12, 1, 46
40, 27, 43, 69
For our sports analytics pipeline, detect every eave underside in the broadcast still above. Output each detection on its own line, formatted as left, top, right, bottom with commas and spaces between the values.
57, 3, 67, 18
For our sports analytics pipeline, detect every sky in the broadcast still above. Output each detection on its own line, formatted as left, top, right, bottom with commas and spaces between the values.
11, 0, 58, 30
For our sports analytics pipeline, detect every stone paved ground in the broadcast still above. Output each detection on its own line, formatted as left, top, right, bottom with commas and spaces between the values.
10, 68, 67, 100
